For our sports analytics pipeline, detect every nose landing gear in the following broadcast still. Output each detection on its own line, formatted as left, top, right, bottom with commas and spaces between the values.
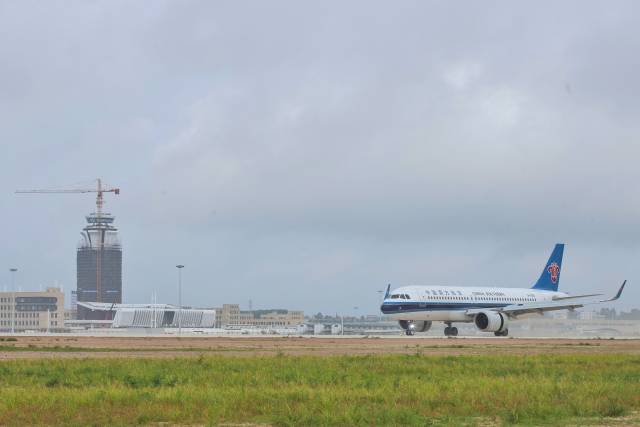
405, 322, 416, 336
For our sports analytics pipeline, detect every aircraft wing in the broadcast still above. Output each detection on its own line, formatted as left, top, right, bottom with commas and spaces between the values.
466, 280, 626, 318
552, 293, 603, 301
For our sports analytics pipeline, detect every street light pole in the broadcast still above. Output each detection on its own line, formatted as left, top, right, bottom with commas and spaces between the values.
176, 265, 184, 337
9, 268, 17, 334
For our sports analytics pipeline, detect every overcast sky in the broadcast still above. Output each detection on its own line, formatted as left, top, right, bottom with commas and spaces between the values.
1, 1, 638, 314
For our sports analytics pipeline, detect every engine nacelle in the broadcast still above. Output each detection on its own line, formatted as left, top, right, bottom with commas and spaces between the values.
413, 321, 432, 332
398, 320, 432, 332
474, 311, 508, 333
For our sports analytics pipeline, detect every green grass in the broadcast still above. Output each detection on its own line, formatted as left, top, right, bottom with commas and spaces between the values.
0, 341, 606, 353
0, 353, 638, 426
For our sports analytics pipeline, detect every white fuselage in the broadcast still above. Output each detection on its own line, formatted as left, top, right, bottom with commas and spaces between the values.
381, 285, 567, 322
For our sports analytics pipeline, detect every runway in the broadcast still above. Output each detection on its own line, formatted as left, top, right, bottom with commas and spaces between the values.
1, 335, 639, 359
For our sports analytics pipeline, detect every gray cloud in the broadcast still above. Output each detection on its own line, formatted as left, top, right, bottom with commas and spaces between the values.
1, 1, 638, 313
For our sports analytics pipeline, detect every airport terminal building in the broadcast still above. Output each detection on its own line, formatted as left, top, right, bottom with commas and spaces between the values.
76, 302, 216, 328
72, 302, 304, 330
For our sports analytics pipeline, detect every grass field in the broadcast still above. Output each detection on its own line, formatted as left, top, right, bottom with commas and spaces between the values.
0, 353, 638, 426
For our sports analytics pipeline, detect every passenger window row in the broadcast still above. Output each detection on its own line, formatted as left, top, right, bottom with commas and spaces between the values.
391, 293, 537, 302
427, 295, 536, 302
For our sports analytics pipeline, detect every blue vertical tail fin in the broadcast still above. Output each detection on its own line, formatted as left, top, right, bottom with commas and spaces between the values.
532, 244, 565, 291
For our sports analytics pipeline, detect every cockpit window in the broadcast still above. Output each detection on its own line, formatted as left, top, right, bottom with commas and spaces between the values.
390, 294, 400, 299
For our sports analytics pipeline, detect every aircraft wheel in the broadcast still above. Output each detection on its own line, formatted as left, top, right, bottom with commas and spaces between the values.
450, 327, 458, 336
405, 328, 415, 336
444, 327, 451, 336
494, 329, 508, 337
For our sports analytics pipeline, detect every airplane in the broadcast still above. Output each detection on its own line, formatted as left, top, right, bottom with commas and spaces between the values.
380, 244, 627, 336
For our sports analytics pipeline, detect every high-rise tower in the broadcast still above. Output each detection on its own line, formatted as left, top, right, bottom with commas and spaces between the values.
76, 211, 122, 319
15, 179, 121, 320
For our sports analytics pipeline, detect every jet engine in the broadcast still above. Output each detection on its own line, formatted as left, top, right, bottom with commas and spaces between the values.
413, 321, 432, 332
398, 320, 432, 332
474, 311, 508, 333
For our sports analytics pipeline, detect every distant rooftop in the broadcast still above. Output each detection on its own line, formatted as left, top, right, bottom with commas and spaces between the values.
77, 302, 178, 311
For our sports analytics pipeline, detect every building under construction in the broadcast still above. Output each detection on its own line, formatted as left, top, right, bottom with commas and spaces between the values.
77, 211, 122, 320
16, 179, 122, 320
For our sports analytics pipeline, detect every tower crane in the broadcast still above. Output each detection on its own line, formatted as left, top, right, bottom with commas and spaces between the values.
16, 179, 120, 303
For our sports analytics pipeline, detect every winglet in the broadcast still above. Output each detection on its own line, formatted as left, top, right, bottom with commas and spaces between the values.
384, 284, 391, 299
600, 280, 627, 302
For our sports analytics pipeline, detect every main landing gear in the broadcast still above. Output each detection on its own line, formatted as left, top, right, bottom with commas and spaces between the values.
494, 329, 509, 337
444, 322, 458, 337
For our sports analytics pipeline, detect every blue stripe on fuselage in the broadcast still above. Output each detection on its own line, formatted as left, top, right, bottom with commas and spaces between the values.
380, 301, 510, 314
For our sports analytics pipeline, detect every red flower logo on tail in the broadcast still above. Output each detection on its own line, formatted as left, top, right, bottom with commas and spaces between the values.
547, 262, 560, 284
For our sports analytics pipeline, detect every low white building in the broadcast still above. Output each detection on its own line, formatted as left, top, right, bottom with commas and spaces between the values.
76, 302, 216, 328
